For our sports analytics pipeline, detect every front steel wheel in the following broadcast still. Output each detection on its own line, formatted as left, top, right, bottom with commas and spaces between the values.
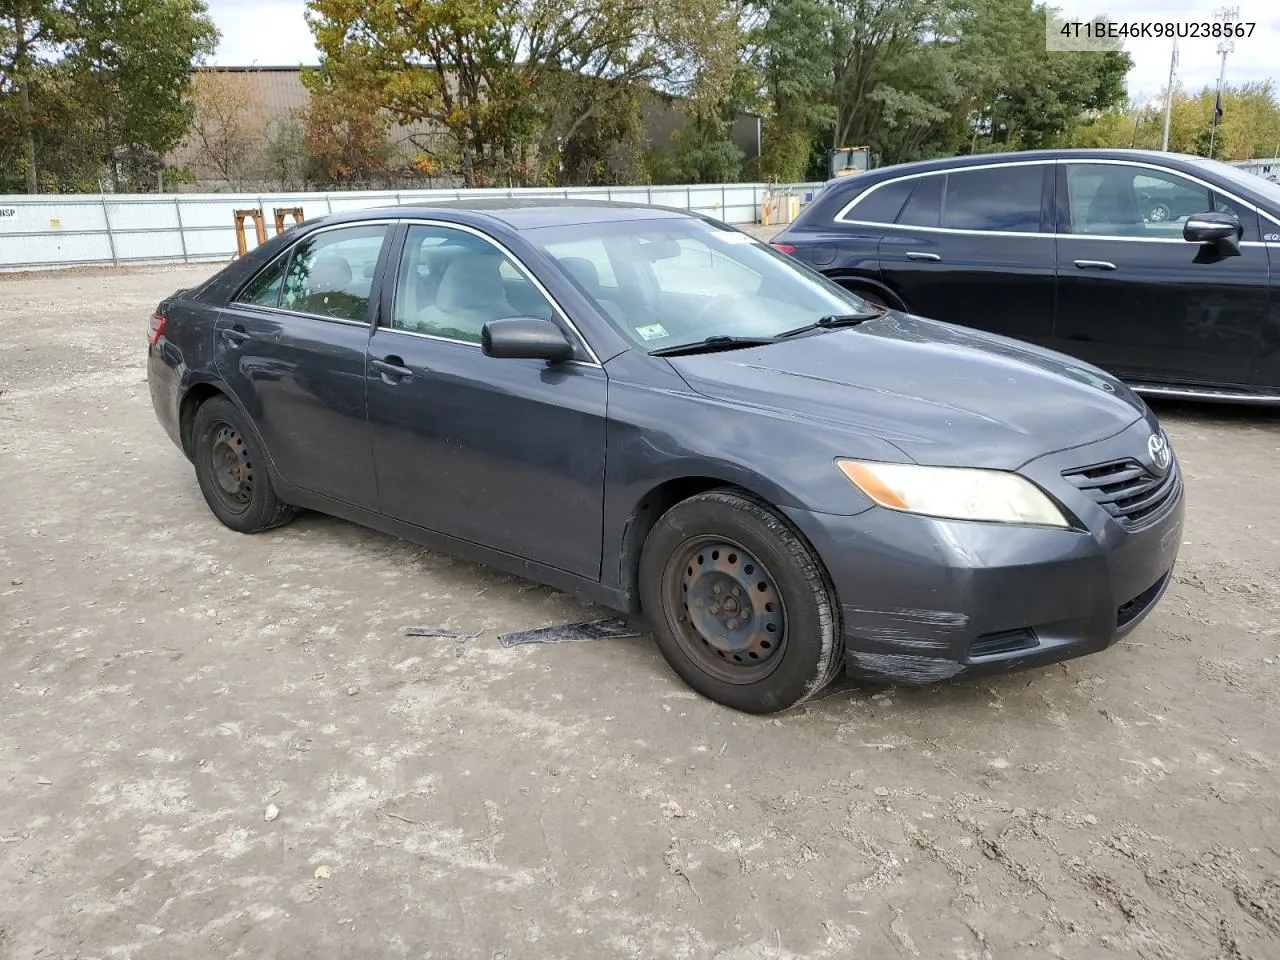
665, 538, 787, 683
639, 489, 843, 714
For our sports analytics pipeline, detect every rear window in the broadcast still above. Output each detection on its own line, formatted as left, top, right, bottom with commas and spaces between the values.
942, 165, 1045, 232
843, 178, 914, 224
896, 175, 943, 228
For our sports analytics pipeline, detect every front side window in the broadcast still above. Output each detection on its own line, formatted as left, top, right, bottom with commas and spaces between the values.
529, 219, 871, 351
942, 165, 1045, 232
1066, 164, 1210, 238
392, 224, 557, 343
280, 224, 389, 321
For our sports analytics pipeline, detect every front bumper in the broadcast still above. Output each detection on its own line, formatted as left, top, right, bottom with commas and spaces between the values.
782, 420, 1185, 684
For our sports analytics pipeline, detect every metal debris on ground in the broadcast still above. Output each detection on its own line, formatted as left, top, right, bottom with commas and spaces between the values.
404, 625, 484, 658
498, 617, 640, 647
403, 626, 483, 640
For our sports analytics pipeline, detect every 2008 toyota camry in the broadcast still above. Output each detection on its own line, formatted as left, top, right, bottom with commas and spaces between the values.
147, 199, 1184, 714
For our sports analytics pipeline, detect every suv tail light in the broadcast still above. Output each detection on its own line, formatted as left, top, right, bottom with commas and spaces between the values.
770, 242, 796, 256
148, 313, 166, 346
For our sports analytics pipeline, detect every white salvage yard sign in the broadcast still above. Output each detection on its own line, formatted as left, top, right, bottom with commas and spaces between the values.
0, 207, 17, 223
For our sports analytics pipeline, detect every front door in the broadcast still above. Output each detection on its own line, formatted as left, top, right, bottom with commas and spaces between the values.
1051, 161, 1269, 388
365, 222, 608, 579
213, 222, 393, 509
875, 163, 1058, 345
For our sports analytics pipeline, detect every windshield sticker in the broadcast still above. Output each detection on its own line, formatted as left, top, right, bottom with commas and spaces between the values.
634, 323, 669, 341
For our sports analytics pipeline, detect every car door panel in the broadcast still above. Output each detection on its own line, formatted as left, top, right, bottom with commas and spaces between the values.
1052, 162, 1268, 387
875, 165, 1057, 345
365, 222, 608, 579
213, 223, 392, 509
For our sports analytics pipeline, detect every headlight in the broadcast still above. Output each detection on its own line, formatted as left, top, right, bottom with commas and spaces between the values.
836, 459, 1070, 528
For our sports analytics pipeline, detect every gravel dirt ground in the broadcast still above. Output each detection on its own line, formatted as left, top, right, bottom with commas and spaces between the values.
2, 257, 1280, 960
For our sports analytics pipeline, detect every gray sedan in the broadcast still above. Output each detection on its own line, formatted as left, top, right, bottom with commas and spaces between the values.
147, 200, 1184, 714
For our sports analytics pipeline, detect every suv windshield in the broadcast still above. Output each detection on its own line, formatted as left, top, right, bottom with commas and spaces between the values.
526, 217, 875, 352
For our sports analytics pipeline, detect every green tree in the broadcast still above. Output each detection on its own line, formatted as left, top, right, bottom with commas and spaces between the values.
304, 0, 742, 187
0, 0, 216, 192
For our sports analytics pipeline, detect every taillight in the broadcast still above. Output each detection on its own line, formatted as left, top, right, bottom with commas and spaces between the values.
770, 242, 797, 256
148, 313, 166, 346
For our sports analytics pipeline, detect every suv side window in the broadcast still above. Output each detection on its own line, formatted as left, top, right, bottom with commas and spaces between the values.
844, 178, 915, 224
942, 165, 1045, 232
280, 224, 389, 321
895, 175, 943, 228
1066, 164, 1215, 238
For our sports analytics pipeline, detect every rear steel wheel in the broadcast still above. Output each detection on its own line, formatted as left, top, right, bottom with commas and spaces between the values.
191, 395, 296, 534
207, 422, 254, 514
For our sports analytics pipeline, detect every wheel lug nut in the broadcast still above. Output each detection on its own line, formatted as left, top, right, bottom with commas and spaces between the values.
709, 604, 720, 614
727, 619, 738, 630
732, 587, 741, 597
713, 584, 722, 594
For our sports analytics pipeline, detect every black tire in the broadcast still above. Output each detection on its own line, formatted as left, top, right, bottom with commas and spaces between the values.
840, 284, 896, 311
191, 395, 296, 533
638, 489, 843, 714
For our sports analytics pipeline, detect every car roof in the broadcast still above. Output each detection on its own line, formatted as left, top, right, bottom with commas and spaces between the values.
306, 198, 693, 232
832, 148, 1234, 185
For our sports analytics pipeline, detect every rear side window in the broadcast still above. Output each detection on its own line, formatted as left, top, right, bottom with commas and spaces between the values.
280, 224, 390, 321
896, 175, 943, 228
236, 255, 288, 308
843, 178, 914, 224
942, 166, 1045, 232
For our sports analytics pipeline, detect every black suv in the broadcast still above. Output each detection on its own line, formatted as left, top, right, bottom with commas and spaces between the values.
770, 149, 1280, 402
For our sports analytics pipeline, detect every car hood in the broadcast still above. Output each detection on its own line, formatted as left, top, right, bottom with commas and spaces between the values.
666, 312, 1147, 469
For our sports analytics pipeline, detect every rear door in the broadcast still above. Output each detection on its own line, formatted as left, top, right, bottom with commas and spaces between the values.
872, 163, 1057, 345
214, 222, 393, 509
1051, 161, 1268, 387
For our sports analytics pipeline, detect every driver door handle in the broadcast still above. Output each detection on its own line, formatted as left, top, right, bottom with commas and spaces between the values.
220, 327, 250, 345
1074, 259, 1117, 271
371, 357, 413, 381
906, 251, 941, 262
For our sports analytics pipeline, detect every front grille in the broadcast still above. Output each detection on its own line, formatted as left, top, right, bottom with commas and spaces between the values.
1062, 456, 1181, 528
967, 628, 1039, 659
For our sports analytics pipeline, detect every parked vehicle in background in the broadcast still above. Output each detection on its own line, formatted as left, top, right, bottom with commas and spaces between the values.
148, 200, 1182, 714
770, 148, 1280, 402
827, 146, 873, 179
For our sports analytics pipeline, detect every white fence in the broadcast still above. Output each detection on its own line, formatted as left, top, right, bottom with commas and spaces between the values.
0, 182, 825, 272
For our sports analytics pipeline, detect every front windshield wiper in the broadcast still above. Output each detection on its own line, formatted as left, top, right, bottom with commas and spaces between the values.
649, 335, 779, 357
776, 311, 883, 339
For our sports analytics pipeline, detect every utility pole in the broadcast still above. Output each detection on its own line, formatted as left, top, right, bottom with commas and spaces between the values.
1161, 40, 1178, 151
1208, 6, 1239, 158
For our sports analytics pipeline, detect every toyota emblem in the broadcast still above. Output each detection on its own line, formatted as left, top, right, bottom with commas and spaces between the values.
1148, 432, 1171, 474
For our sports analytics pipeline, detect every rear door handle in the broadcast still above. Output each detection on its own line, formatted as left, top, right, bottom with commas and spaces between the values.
371, 357, 413, 381
1073, 259, 1117, 271
220, 327, 250, 346
906, 251, 941, 262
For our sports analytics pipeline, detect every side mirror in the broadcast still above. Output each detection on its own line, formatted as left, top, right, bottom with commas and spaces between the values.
1184, 211, 1242, 256
481, 317, 575, 362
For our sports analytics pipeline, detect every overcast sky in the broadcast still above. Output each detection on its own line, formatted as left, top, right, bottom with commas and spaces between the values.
205, 0, 1277, 106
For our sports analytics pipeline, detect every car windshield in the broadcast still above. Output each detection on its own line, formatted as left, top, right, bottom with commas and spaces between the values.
525, 217, 874, 351
1188, 156, 1280, 213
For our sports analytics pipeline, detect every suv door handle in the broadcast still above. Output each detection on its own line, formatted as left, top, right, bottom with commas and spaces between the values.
371, 357, 413, 381
220, 327, 250, 347
906, 251, 941, 262
1073, 259, 1117, 271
